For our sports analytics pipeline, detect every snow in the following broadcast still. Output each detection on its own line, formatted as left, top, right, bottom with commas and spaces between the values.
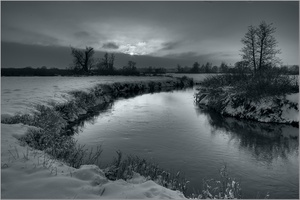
1, 76, 189, 199
1, 76, 174, 117
222, 94, 299, 124
196, 86, 299, 124
286, 93, 299, 104
281, 104, 299, 122
1, 123, 186, 199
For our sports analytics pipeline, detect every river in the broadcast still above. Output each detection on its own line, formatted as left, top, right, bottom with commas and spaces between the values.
74, 87, 299, 199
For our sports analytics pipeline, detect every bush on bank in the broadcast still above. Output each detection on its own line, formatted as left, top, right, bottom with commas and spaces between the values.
201, 73, 298, 99
196, 73, 299, 125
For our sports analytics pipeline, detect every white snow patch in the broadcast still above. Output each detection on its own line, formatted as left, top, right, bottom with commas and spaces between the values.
281, 104, 299, 122
1, 76, 174, 117
286, 93, 299, 104
1, 123, 186, 199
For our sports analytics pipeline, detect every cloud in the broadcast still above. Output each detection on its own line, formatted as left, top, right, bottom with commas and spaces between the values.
164, 51, 199, 59
102, 42, 119, 49
160, 41, 181, 51
2, 25, 61, 46
74, 31, 91, 38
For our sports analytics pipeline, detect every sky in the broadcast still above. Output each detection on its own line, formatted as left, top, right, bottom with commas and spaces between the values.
1, 1, 299, 69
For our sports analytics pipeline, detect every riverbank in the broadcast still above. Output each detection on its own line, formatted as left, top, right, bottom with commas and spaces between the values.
2, 76, 193, 129
195, 86, 299, 126
1, 124, 186, 199
1, 76, 193, 199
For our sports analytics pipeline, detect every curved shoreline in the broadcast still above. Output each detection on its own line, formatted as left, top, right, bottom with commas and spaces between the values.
2, 76, 194, 131
1, 76, 194, 198
195, 86, 299, 127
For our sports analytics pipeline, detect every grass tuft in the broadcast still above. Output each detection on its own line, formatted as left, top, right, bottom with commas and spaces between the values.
104, 151, 190, 195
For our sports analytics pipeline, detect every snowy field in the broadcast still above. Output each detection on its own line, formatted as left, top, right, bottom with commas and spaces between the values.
1, 76, 174, 117
1, 76, 188, 199
1, 123, 185, 199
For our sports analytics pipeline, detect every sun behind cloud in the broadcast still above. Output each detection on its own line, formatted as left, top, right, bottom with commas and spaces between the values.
115, 40, 164, 56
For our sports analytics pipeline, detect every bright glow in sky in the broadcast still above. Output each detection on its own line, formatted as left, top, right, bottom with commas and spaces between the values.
1, 1, 299, 68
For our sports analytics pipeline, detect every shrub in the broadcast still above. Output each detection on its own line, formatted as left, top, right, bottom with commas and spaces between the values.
104, 151, 245, 199
201, 73, 298, 99
20, 127, 102, 168
236, 74, 299, 98
200, 165, 242, 199
105, 151, 189, 195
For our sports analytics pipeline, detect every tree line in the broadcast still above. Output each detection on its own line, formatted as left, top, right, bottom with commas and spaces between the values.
176, 61, 298, 75
2, 21, 298, 76
176, 21, 298, 76
70, 47, 140, 75
176, 62, 227, 74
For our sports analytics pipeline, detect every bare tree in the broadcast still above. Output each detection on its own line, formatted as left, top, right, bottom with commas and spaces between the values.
191, 62, 200, 73
109, 53, 115, 70
71, 46, 94, 73
241, 22, 281, 75
256, 21, 281, 71
241, 25, 258, 74
204, 62, 212, 73
97, 52, 115, 74
127, 61, 136, 70
102, 52, 109, 70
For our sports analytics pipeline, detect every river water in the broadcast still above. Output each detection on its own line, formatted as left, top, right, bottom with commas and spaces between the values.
74, 88, 299, 199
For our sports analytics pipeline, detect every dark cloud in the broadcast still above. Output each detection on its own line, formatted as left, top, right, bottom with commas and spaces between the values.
1, 42, 72, 68
102, 42, 119, 49
2, 25, 61, 46
1, 1, 298, 66
161, 41, 181, 51
1, 42, 195, 69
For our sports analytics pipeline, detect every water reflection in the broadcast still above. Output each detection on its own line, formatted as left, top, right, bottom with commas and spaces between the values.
73, 88, 298, 198
65, 103, 114, 135
67, 88, 182, 135
195, 106, 299, 164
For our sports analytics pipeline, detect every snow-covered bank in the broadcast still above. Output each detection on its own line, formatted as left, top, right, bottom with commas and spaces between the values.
195, 86, 299, 126
1, 76, 187, 117
2, 76, 193, 127
1, 76, 193, 199
1, 124, 186, 199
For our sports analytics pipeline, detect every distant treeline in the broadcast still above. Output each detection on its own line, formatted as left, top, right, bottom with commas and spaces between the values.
1, 67, 74, 76
2, 63, 298, 76
1, 66, 168, 76
176, 62, 299, 75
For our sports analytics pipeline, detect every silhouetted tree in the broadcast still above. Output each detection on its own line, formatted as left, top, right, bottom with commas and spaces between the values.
154, 67, 166, 74
184, 66, 190, 73
256, 21, 281, 71
220, 62, 229, 73
108, 53, 115, 70
289, 65, 299, 75
191, 62, 200, 73
234, 60, 250, 74
212, 65, 218, 73
204, 62, 212, 73
71, 46, 94, 73
147, 66, 153, 73
101, 52, 109, 70
121, 61, 139, 75
241, 21, 281, 75
200, 64, 205, 73
97, 52, 116, 74
241, 25, 258, 74
177, 64, 182, 73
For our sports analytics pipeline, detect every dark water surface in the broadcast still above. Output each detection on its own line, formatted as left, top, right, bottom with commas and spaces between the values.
74, 88, 299, 199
